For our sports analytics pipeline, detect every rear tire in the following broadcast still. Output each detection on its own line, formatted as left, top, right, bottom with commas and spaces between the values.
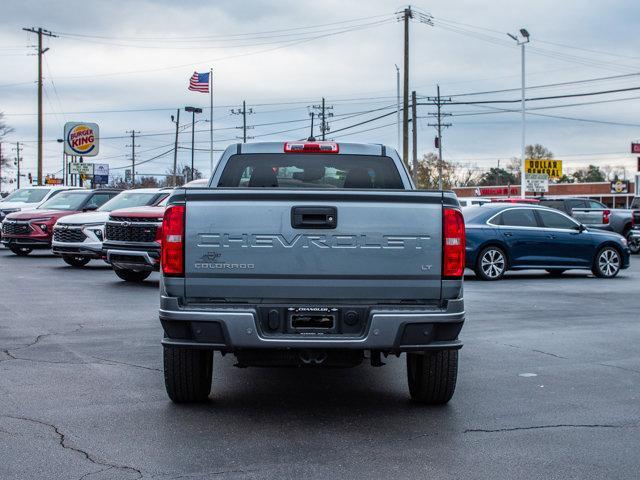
62, 254, 91, 267
592, 246, 621, 278
163, 345, 213, 403
113, 268, 151, 282
474, 246, 507, 281
625, 230, 640, 254
407, 349, 458, 405
9, 246, 32, 256
545, 269, 566, 276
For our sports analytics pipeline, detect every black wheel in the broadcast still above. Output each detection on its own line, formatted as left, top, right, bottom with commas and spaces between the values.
625, 230, 640, 254
9, 246, 32, 256
545, 269, 566, 276
474, 246, 507, 281
113, 268, 151, 282
592, 246, 621, 278
62, 254, 91, 267
163, 345, 213, 403
407, 349, 458, 405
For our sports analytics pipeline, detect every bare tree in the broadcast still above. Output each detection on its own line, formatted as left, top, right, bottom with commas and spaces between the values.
525, 144, 554, 159
0, 112, 14, 169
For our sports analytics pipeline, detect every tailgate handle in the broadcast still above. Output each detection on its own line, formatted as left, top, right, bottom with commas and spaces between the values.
291, 206, 337, 229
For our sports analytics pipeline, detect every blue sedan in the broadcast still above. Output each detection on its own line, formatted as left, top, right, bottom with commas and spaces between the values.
463, 203, 631, 280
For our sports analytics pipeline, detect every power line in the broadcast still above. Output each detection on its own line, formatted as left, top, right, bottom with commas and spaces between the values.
52, 13, 394, 41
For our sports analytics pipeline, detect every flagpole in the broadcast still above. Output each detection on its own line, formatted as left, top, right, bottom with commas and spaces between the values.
209, 68, 213, 176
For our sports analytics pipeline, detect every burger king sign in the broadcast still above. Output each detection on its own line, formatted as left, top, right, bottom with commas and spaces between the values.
63, 122, 99, 157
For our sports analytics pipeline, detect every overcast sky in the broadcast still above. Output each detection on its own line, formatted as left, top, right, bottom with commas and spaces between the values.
2, 0, 640, 184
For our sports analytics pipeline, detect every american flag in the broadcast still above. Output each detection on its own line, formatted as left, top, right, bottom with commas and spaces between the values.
188, 71, 210, 93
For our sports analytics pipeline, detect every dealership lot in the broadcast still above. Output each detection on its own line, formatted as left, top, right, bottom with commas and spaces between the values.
0, 249, 638, 480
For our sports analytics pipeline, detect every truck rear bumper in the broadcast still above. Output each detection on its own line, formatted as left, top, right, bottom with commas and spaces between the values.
159, 296, 464, 352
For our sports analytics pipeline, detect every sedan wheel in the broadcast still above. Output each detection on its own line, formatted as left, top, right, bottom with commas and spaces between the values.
476, 247, 506, 281
592, 247, 621, 278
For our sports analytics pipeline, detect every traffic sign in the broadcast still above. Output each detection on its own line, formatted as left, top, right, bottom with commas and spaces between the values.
631, 143, 640, 154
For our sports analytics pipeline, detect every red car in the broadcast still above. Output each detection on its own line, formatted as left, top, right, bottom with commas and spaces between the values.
1, 189, 120, 256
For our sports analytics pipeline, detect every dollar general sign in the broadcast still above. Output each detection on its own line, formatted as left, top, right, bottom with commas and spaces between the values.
525, 159, 562, 179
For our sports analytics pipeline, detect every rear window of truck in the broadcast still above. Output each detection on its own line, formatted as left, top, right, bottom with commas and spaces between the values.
217, 154, 404, 189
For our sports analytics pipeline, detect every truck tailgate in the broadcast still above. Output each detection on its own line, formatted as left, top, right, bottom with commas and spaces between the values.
183, 190, 444, 302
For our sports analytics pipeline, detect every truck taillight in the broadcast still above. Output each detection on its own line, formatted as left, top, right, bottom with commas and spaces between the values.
443, 208, 465, 278
161, 205, 185, 277
603, 209, 610, 225
284, 141, 339, 153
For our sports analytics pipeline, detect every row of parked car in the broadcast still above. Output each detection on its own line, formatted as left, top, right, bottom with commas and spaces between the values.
463, 202, 635, 280
460, 195, 640, 254
0, 180, 206, 281
1, 182, 637, 284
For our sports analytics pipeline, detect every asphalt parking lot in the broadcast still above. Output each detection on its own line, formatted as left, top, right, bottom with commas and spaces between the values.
1, 249, 639, 480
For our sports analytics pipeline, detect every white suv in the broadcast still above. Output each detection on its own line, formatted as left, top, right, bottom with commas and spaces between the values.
51, 188, 170, 267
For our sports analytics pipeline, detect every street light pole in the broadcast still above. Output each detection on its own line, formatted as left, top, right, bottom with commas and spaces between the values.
395, 64, 401, 153
185, 106, 202, 182
508, 28, 530, 199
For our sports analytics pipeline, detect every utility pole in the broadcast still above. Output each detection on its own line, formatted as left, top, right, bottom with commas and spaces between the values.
402, 6, 412, 167
13, 142, 23, 189
23, 27, 57, 186
311, 98, 333, 140
0, 142, 3, 194
126, 130, 140, 187
309, 112, 315, 140
427, 85, 452, 190
231, 101, 254, 143
411, 91, 418, 185
171, 109, 180, 186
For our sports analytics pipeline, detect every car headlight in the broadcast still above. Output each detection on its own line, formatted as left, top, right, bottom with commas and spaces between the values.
82, 223, 105, 241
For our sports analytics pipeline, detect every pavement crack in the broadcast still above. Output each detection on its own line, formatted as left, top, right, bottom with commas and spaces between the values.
530, 349, 568, 359
1, 415, 142, 479
0, 325, 85, 365
465, 423, 630, 434
90, 355, 162, 372
597, 363, 640, 375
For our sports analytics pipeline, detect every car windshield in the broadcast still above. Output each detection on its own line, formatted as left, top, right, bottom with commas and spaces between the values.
2, 188, 50, 203
97, 192, 158, 212
218, 154, 404, 189
38, 191, 90, 211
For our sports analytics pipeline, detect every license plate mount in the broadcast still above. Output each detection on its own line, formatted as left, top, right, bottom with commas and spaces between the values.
288, 307, 338, 332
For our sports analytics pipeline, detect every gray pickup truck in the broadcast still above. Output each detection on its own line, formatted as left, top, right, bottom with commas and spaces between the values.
158, 141, 466, 405
538, 197, 640, 253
